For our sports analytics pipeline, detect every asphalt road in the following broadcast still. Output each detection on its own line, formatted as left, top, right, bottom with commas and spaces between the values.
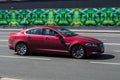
0, 32, 120, 80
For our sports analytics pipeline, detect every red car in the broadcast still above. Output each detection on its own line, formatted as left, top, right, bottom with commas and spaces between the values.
9, 26, 104, 59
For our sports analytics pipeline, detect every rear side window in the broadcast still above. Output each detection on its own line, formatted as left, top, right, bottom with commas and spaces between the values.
26, 28, 42, 35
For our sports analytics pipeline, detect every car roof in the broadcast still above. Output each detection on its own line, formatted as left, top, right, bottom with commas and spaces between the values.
29, 26, 60, 30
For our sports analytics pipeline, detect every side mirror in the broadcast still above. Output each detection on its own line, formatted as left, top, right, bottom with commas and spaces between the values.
55, 34, 60, 37
55, 34, 63, 39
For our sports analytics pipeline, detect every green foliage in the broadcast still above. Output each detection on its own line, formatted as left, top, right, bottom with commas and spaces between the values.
0, 8, 119, 26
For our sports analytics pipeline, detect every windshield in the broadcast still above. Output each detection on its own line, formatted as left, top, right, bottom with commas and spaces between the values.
57, 27, 77, 36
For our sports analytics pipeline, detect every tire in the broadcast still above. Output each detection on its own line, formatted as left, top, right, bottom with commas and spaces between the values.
71, 45, 86, 59
15, 43, 28, 56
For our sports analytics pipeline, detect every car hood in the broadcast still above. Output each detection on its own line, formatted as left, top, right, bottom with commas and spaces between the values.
71, 35, 102, 43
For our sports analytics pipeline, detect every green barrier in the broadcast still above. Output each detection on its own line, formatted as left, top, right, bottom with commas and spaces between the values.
0, 8, 120, 26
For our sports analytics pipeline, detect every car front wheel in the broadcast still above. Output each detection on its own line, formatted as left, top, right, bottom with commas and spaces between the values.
15, 43, 28, 56
71, 45, 86, 59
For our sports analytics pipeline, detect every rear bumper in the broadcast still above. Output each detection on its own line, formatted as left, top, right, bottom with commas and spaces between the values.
9, 46, 14, 50
9, 44, 14, 50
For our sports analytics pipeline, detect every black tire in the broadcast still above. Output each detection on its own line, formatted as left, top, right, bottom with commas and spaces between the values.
71, 45, 86, 59
15, 43, 28, 56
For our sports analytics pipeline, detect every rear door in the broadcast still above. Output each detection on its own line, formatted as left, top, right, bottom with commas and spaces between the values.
26, 28, 44, 51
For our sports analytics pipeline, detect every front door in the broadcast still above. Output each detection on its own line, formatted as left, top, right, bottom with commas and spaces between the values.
42, 28, 67, 53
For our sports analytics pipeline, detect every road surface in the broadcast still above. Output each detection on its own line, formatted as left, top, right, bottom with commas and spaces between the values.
0, 32, 120, 80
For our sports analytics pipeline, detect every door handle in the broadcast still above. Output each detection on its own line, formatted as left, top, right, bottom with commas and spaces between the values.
27, 36, 31, 39
45, 37, 49, 40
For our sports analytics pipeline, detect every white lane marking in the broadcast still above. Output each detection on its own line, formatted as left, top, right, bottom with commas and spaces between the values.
77, 33, 120, 37
97, 38, 106, 40
0, 36, 8, 37
90, 61, 120, 65
104, 43, 120, 46
0, 45, 8, 47
0, 40, 8, 41
0, 42, 120, 48
114, 50, 120, 53
0, 55, 51, 61
0, 39, 120, 45
0, 78, 22, 80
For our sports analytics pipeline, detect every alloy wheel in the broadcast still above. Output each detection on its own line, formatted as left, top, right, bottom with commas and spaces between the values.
71, 45, 85, 59
16, 43, 28, 56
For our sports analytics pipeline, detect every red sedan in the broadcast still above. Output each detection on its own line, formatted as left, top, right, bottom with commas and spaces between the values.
8, 26, 104, 59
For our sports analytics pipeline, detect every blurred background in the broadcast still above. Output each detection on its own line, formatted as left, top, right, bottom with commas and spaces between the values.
0, 0, 120, 28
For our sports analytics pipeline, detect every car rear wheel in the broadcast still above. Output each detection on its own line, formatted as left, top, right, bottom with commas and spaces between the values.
71, 45, 86, 59
15, 43, 28, 56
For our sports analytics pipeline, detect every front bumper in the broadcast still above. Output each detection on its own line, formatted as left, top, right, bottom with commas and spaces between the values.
86, 43, 104, 56
91, 51, 104, 55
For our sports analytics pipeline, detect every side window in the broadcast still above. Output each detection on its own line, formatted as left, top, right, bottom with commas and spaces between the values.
26, 30, 31, 34
42, 28, 58, 36
26, 28, 42, 35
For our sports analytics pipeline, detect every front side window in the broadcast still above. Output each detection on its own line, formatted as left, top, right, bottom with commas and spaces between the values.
42, 28, 58, 36
26, 28, 42, 35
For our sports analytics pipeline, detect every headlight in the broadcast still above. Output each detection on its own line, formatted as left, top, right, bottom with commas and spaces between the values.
85, 43, 98, 47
